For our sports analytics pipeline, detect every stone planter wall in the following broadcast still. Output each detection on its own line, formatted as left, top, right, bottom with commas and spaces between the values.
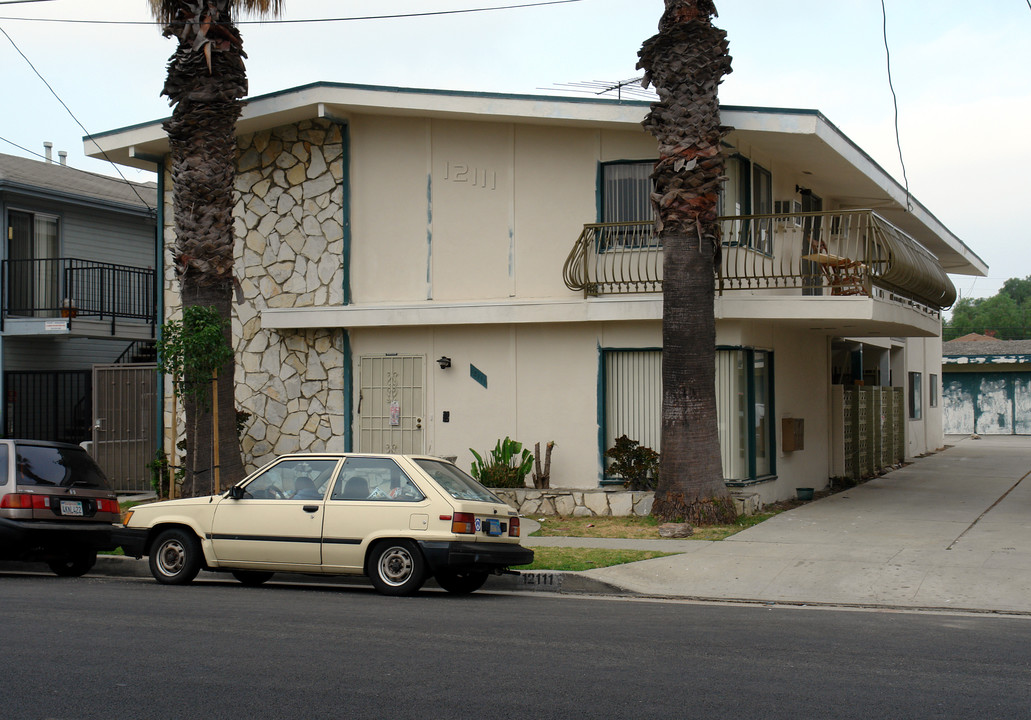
492, 488, 763, 517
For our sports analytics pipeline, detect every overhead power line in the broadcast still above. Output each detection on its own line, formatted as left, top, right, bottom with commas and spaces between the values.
880, 0, 911, 212
1, 0, 585, 26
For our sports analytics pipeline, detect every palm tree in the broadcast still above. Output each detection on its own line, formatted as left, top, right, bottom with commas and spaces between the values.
148, 0, 282, 495
637, 0, 736, 524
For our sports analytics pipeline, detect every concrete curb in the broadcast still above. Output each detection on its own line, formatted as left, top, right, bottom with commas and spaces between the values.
5, 555, 628, 597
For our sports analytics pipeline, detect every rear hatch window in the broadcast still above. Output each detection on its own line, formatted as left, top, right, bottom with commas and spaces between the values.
15, 443, 111, 490
414, 459, 504, 504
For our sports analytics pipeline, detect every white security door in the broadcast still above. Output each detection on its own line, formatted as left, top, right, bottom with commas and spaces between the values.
358, 355, 425, 453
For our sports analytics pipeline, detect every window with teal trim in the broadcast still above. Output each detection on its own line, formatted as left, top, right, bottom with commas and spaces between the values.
716, 348, 775, 482
599, 161, 657, 250
601, 347, 775, 484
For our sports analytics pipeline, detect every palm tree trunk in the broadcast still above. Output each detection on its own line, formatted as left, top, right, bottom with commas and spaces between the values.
156, 0, 251, 495
638, 0, 736, 524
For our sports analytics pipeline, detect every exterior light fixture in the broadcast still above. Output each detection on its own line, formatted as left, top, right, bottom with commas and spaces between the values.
437, 356, 452, 369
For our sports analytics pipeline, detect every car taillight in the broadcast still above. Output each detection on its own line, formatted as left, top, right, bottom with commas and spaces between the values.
451, 512, 475, 534
509, 516, 520, 537
97, 498, 120, 514
0, 493, 49, 509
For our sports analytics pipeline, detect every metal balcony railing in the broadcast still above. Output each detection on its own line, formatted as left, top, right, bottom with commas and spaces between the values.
1, 258, 157, 334
562, 210, 956, 310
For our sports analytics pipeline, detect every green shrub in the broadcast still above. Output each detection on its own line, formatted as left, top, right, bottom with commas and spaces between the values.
470, 437, 534, 488
604, 435, 659, 491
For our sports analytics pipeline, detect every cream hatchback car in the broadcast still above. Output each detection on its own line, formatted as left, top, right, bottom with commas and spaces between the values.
117, 454, 534, 595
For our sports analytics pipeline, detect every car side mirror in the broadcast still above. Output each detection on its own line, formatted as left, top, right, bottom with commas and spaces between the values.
228, 486, 245, 500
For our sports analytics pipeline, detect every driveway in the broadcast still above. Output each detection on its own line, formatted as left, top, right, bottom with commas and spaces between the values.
583, 435, 1031, 612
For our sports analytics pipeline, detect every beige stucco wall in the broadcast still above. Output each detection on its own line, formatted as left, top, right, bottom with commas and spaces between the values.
155, 109, 947, 503
348, 116, 655, 305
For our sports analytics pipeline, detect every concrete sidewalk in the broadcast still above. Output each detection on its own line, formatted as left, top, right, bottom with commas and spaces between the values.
532, 435, 1031, 613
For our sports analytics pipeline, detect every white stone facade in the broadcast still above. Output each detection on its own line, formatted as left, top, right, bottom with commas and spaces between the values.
163, 119, 348, 472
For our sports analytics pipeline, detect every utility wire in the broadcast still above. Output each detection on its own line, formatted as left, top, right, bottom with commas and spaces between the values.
1, 0, 585, 26
880, 0, 911, 212
0, 23, 154, 211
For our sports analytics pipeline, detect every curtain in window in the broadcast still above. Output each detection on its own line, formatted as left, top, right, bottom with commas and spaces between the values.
604, 349, 662, 457
602, 163, 653, 224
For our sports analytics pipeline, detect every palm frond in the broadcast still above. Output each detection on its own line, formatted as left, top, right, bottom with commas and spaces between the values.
147, 0, 284, 26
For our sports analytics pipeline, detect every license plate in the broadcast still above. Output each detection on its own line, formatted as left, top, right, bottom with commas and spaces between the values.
485, 518, 502, 536
60, 500, 84, 517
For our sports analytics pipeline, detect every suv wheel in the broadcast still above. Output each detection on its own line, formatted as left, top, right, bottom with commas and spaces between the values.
48, 549, 97, 577
369, 540, 426, 596
149, 529, 202, 585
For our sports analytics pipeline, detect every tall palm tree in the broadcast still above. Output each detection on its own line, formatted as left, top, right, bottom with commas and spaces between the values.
637, 0, 736, 524
148, 0, 282, 495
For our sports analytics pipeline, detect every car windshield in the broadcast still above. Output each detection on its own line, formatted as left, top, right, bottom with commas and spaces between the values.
413, 459, 503, 503
15, 444, 110, 489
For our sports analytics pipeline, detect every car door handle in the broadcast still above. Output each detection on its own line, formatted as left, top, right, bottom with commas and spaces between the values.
302, 505, 320, 513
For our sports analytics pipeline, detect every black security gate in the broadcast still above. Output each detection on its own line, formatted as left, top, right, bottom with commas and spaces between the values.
4, 370, 92, 444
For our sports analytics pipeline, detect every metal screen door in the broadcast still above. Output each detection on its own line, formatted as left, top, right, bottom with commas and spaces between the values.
92, 363, 157, 492
358, 355, 425, 453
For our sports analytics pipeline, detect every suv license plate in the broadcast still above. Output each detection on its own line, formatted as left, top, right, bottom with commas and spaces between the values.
60, 500, 84, 517
485, 518, 502, 536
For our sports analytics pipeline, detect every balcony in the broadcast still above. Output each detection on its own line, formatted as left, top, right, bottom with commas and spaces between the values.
562, 210, 957, 313
1, 258, 156, 337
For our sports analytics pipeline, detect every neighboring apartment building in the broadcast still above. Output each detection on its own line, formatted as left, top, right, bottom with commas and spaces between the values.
0, 150, 159, 490
942, 334, 1031, 435
91, 83, 987, 503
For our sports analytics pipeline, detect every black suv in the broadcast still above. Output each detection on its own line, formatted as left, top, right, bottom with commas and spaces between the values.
0, 440, 121, 576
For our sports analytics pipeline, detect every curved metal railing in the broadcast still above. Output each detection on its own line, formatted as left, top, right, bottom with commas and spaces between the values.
562, 210, 956, 311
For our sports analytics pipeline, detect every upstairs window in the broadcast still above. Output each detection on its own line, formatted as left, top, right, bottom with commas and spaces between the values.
599, 156, 772, 253
719, 155, 772, 254
599, 161, 656, 249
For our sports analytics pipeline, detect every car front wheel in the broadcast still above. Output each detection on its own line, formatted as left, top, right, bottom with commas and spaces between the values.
48, 548, 97, 577
369, 540, 426, 596
434, 569, 489, 595
149, 529, 202, 585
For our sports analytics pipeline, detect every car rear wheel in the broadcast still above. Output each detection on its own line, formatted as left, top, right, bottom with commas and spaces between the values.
434, 569, 489, 595
149, 529, 202, 585
48, 549, 97, 577
231, 570, 274, 586
369, 540, 426, 596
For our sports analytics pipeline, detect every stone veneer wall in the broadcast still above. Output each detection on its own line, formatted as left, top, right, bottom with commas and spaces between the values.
162, 118, 347, 472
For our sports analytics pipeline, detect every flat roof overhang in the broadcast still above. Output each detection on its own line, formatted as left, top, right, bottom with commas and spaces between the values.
261, 294, 941, 338
88, 82, 985, 278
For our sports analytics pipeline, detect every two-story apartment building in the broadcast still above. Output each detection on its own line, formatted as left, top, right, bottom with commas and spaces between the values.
91, 83, 986, 504
0, 150, 159, 490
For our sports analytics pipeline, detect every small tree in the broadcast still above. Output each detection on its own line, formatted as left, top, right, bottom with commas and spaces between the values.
156, 305, 234, 496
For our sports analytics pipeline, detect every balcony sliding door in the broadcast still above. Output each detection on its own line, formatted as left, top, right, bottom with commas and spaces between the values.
7, 210, 59, 317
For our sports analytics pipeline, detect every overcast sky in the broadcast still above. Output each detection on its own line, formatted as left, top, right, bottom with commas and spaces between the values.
1, 0, 1028, 300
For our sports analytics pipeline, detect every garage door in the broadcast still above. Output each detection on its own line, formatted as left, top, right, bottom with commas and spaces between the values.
943, 372, 1031, 435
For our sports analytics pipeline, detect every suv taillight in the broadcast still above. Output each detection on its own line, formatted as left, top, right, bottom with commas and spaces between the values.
96, 498, 120, 514
451, 512, 475, 534
508, 516, 520, 537
0, 493, 49, 510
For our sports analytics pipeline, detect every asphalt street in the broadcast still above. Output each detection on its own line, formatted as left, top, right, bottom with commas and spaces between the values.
2, 573, 1029, 719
